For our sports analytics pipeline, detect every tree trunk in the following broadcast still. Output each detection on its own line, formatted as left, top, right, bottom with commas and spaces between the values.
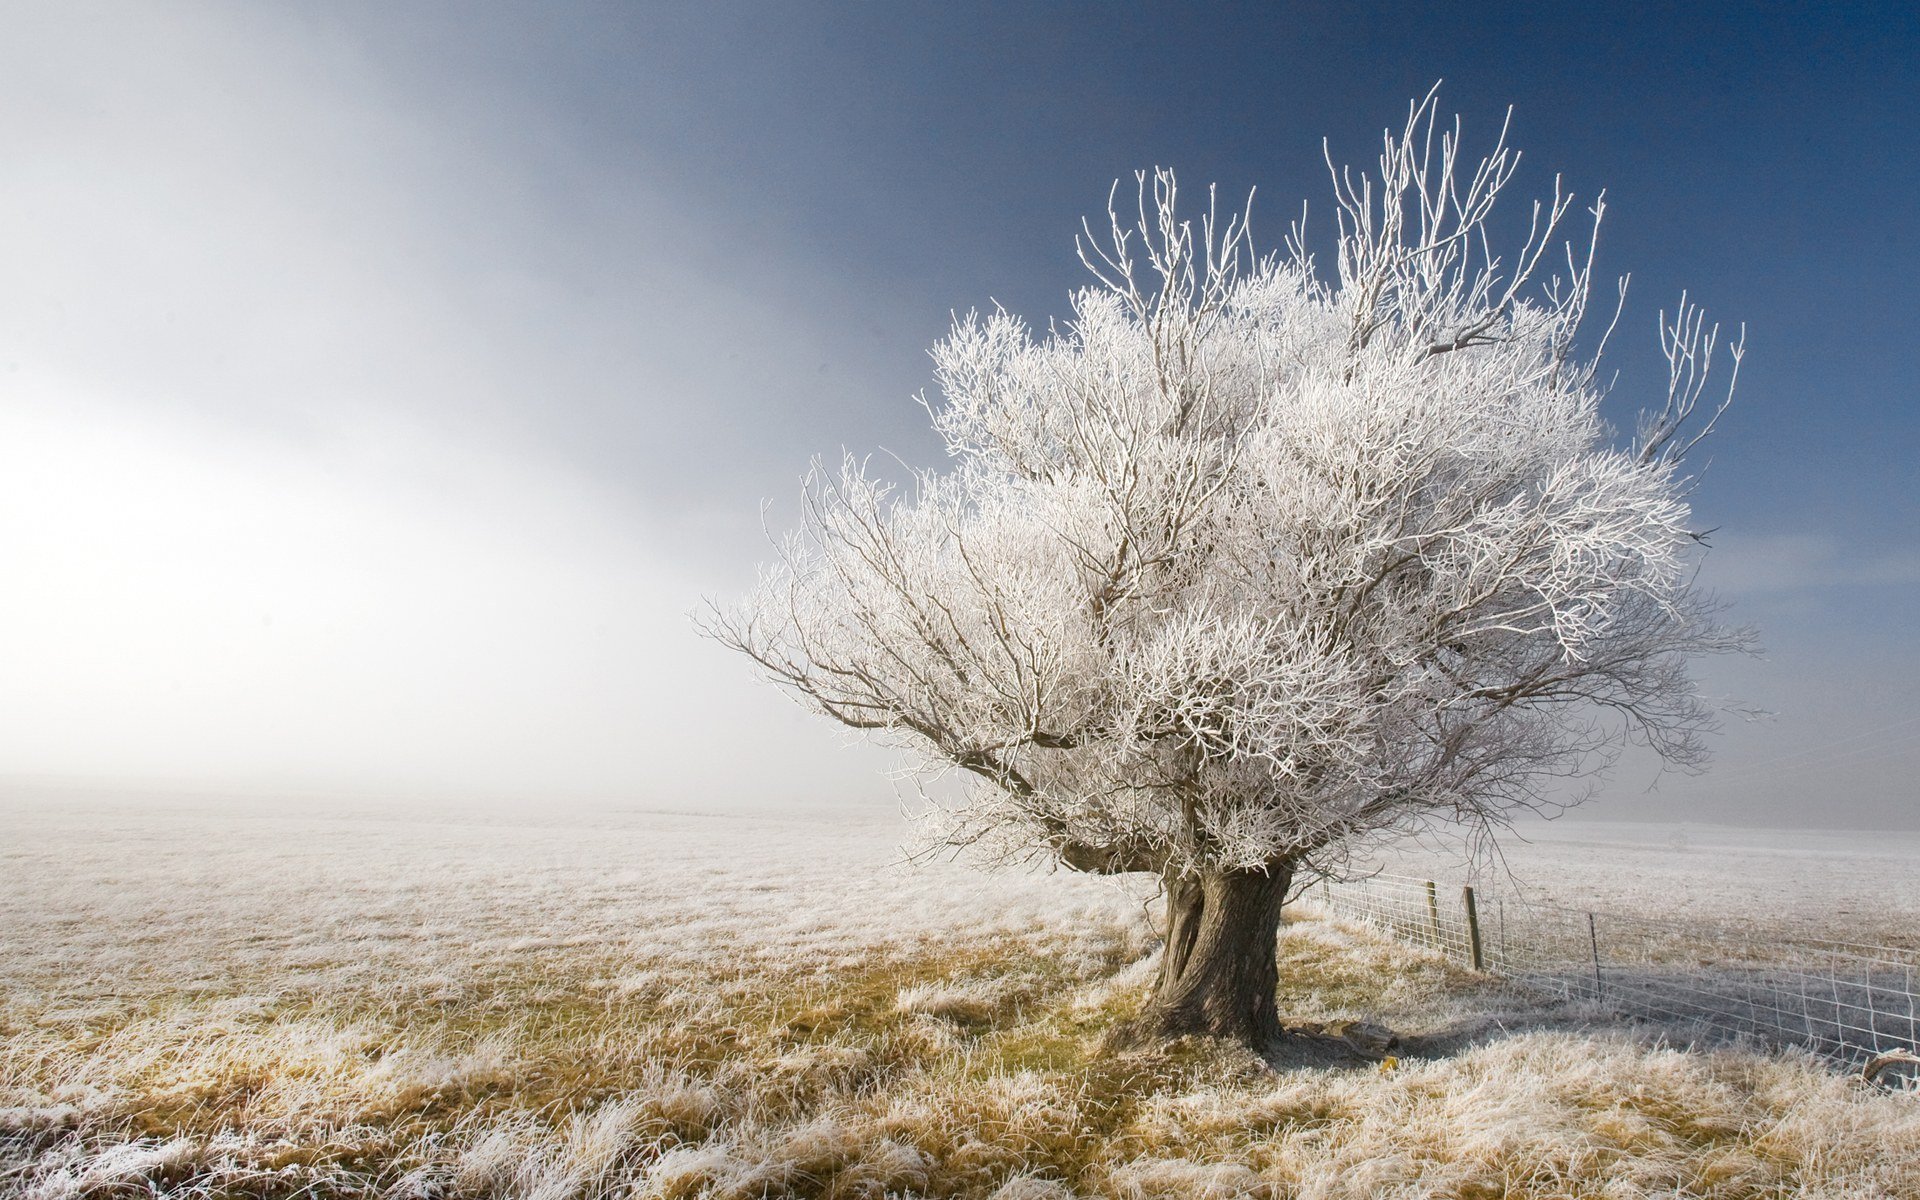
1123, 861, 1292, 1046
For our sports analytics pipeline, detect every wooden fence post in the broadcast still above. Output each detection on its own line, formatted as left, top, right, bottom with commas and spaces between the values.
1462, 886, 1485, 971
1588, 912, 1604, 998
1424, 880, 1441, 948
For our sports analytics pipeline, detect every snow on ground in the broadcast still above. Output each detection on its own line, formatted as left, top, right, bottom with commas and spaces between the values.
8, 794, 1914, 1012
0, 793, 1156, 1012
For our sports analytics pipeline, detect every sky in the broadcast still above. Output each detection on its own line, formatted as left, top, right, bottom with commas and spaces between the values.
1, 2, 1915, 827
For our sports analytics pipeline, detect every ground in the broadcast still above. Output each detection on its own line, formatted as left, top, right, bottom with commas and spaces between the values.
3, 794, 1917, 1198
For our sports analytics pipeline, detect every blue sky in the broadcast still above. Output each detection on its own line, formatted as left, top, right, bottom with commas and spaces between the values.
1, 2, 1914, 825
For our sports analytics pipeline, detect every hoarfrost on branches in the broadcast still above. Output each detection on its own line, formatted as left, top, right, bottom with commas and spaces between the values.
707, 93, 1750, 887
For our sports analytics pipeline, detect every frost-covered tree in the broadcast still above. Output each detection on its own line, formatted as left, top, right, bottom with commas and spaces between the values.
705, 95, 1748, 1046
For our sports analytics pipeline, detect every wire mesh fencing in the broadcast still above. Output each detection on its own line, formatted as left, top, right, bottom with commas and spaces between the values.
1308, 872, 1920, 1086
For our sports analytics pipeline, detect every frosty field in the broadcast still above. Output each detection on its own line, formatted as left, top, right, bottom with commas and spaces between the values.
5, 794, 1919, 1198
1363, 819, 1920, 948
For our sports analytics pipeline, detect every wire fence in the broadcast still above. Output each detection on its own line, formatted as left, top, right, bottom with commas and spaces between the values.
1310, 872, 1920, 1087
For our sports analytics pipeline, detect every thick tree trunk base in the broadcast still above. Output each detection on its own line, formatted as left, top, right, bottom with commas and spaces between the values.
1115, 862, 1292, 1048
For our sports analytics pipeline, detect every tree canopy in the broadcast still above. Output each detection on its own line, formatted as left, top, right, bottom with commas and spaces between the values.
708, 93, 1747, 893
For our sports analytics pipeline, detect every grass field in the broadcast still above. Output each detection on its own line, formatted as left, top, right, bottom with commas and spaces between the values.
5, 795, 1918, 1198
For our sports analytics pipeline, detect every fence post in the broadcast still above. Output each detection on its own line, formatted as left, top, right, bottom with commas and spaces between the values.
1424, 880, 1441, 949
1462, 886, 1485, 971
1588, 912, 1604, 999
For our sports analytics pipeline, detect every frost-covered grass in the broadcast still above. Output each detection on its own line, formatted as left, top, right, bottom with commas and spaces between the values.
5, 796, 1919, 1198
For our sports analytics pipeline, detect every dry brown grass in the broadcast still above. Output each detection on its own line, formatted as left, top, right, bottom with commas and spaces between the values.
5, 802, 1919, 1198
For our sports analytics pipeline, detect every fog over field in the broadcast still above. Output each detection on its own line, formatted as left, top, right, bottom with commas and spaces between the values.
1367, 818, 1920, 946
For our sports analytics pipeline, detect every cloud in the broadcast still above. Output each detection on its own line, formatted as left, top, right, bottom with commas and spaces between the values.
0, 4, 937, 545
0, 386, 896, 805
0, 5, 913, 806
1695, 531, 1920, 596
